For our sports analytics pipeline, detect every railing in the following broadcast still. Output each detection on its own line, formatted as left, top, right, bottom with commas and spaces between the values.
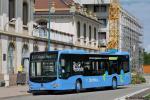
32, 28, 74, 44
75, 38, 98, 49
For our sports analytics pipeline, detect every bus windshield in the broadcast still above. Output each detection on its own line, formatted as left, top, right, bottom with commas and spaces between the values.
29, 52, 58, 82
30, 60, 56, 77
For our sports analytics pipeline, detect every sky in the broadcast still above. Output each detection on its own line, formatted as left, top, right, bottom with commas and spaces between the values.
121, 0, 150, 52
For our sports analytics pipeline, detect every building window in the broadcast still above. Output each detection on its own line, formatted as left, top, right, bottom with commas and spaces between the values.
94, 27, 96, 40
83, 23, 86, 38
23, 2, 28, 25
22, 45, 29, 73
9, 0, 15, 21
99, 5, 107, 12
89, 26, 91, 41
77, 21, 80, 38
94, 5, 99, 12
99, 32, 106, 39
7, 43, 15, 74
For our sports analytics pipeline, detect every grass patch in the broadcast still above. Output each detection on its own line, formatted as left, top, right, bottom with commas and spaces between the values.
144, 93, 150, 100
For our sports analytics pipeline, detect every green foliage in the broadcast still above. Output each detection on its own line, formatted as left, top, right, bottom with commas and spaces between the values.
131, 74, 146, 84
144, 51, 150, 65
144, 94, 150, 100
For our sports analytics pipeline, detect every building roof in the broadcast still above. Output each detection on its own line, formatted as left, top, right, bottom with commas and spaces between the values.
35, 0, 74, 11
35, 0, 99, 22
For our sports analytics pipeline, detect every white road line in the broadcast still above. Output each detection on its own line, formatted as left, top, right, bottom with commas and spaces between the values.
114, 88, 150, 100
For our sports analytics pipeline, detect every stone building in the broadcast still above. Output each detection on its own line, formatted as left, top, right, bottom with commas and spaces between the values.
0, 0, 102, 86
0, 0, 46, 86
34, 0, 102, 53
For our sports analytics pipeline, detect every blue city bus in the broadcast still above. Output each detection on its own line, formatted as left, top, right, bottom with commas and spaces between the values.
28, 50, 131, 93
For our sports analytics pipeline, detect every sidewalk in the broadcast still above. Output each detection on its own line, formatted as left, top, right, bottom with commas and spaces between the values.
0, 85, 30, 99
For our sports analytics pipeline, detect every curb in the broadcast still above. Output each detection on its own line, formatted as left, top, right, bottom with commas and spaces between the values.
114, 88, 150, 100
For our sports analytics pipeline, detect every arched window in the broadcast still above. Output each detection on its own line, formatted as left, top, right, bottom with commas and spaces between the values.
7, 43, 15, 74
77, 21, 80, 38
83, 23, 86, 38
94, 27, 96, 40
9, 0, 15, 21
22, 44, 29, 73
89, 26, 91, 41
23, 2, 28, 25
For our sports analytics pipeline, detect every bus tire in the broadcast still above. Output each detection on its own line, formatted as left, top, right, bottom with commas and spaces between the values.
32, 92, 39, 95
75, 80, 82, 93
112, 78, 117, 90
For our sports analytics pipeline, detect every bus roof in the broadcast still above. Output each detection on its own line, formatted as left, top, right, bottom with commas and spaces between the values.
55, 49, 88, 54
49, 49, 129, 55
99, 49, 129, 55
31, 49, 129, 56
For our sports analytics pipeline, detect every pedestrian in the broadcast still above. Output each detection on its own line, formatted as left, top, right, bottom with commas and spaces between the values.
16, 65, 23, 85
17, 65, 23, 73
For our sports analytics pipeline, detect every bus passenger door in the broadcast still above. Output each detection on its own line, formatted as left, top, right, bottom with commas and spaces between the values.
59, 54, 73, 89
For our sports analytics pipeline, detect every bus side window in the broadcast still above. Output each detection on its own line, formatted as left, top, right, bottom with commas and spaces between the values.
83, 61, 90, 76
104, 62, 109, 74
123, 61, 129, 73
100, 61, 109, 75
117, 61, 121, 74
109, 61, 118, 74
99, 62, 105, 75
91, 61, 99, 75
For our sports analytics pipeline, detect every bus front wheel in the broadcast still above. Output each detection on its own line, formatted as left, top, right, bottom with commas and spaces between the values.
112, 78, 117, 90
75, 80, 82, 93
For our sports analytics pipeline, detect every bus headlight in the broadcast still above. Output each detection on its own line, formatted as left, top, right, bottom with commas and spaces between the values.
52, 83, 60, 88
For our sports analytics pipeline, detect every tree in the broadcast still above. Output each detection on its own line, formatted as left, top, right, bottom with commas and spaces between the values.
143, 51, 150, 65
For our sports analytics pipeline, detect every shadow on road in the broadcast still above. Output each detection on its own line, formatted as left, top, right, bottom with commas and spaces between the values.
31, 86, 128, 96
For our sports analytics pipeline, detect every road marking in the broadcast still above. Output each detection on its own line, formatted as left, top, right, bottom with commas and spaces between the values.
114, 88, 150, 100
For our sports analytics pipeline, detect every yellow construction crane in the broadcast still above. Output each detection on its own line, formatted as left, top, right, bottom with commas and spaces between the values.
107, 0, 120, 50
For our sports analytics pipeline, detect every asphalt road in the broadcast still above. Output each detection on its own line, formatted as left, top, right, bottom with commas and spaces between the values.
2, 84, 150, 100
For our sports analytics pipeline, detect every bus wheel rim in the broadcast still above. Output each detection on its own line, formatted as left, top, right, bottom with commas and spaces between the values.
76, 82, 81, 91
77, 82, 81, 90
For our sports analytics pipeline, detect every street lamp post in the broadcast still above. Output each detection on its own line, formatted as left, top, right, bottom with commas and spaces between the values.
48, 0, 51, 51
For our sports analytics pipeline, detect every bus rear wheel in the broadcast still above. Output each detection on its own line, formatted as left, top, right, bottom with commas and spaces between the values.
75, 80, 82, 93
112, 78, 117, 90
